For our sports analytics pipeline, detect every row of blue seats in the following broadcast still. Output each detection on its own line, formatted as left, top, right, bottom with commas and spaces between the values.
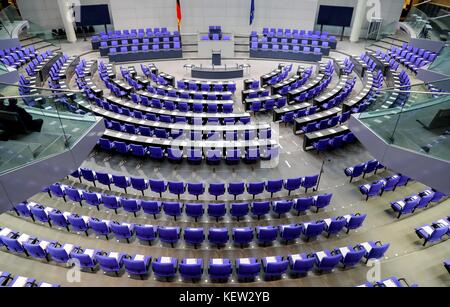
0, 227, 388, 280
358, 174, 412, 201
70, 168, 321, 197
312, 132, 357, 152
388, 44, 437, 73
391, 189, 446, 218
94, 28, 178, 41
415, 216, 449, 246
251, 43, 324, 55
100, 36, 180, 48
297, 112, 350, 135
96, 138, 279, 163
0, 272, 59, 287
24, 50, 54, 77
93, 97, 250, 125
13, 202, 365, 247
176, 79, 236, 93
259, 29, 335, 41
344, 159, 385, 182
320, 77, 356, 110
342, 57, 355, 74
0, 46, 37, 69
45, 187, 333, 219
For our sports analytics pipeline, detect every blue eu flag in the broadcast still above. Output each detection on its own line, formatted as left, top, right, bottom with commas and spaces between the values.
250, 0, 255, 25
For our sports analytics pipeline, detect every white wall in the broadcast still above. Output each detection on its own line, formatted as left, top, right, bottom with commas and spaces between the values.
17, 0, 403, 39
17, 0, 111, 30
315, 0, 404, 37
109, 0, 319, 34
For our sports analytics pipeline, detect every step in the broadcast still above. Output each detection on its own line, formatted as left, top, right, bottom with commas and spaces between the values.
21, 38, 44, 47
380, 38, 404, 48
387, 35, 410, 44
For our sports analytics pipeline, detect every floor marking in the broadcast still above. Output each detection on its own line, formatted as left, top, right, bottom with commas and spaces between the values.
285, 160, 291, 168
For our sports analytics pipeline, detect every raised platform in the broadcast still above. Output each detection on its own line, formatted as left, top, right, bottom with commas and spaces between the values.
250, 49, 322, 62
191, 65, 244, 79
108, 49, 183, 63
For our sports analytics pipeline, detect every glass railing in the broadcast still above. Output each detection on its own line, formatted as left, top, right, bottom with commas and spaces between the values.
0, 84, 99, 175
428, 46, 450, 76
0, 5, 23, 39
404, 5, 449, 41
355, 81, 450, 162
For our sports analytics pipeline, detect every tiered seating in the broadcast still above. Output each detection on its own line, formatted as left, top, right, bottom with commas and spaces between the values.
0, 46, 37, 69
343, 70, 382, 114
272, 66, 313, 95
357, 276, 418, 287
0, 271, 59, 287
391, 189, 447, 218
13, 202, 365, 247
92, 28, 181, 55
23, 50, 57, 78
344, 159, 385, 182
67, 170, 321, 196
250, 29, 336, 61
388, 43, 437, 73
311, 131, 356, 152
342, 57, 355, 75
0, 226, 388, 281
294, 108, 350, 135
316, 76, 356, 110
359, 174, 412, 201
415, 216, 449, 246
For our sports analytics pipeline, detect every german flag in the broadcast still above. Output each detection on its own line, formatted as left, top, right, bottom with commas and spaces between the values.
176, 0, 182, 32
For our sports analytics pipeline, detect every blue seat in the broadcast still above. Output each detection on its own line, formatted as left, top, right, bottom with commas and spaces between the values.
233, 227, 253, 248
247, 181, 265, 199
89, 218, 111, 239
110, 221, 134, 243
187, 182, 205, 200
140, 200, 161, 218
83, 191, 101, 211
262, 256, 289, 280
209, 183, 225, 200
358, 241, 390, 262
48, 210, 70, 231
123, 254, 152, 277
228, 182, 245, 200
80, 168, 97, 186
208, 258, 232, 281
288, 253, 315, 276
312, 193, 332, 212
168, 181, 185, 199
256, 226, 278, 246
279, 224, 303, 243
149, 179, 167, 197
293, 196, 314, 215
208, 227, 229, 247
301, 175, 319, 193
207, 203, 226, 222
284, 177, 302, 195
314, 250, 342, 273
391, 196, 420, 218
236, 258, 260, 281
70, 247, 101, 271
23, 238, 54, 261
184, 227, 205, 248
112, 175, 131, 193
152, 257, 177, 280
102, 194, 121, 214
303, 221, 325, 241
120, 198, 141, 217
230, 202, 249, 221
96, 172, 113, 190
67, 214, 90, 236
415, 224, 448, 246
95, 251, 125, 276
323, 217, 347, 237
130, 177, 148, 196
30, 204, 51, 226
47, 243, 78, 263
272, 200, 293, 217
344, 163, 365, 182
162, 202, 182, 220
380, 175, 401, 195
158, 226, 181, 248
64, 187, 83, 206
148, 146, 165, 160
266, 179, 283, 197
179, 258, 203, 281
334, 246, 365, 268
251, 201, 270, 219
359, 180, 385, 201
135, 224, 157, 245
345, 213, 367, 233
180, 203, 203, 222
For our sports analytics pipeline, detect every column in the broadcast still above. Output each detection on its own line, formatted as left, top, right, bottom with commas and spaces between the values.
350, 0, 367, 42
57, 0, 77, 43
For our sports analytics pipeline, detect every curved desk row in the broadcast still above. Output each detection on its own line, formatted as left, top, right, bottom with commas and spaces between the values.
342, 71, 375, 113
191, 66, 244, 80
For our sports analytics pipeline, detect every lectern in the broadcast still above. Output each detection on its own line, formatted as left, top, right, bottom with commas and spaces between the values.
212, 50, 221, 66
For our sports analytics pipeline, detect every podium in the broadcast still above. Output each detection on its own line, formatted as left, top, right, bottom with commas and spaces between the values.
212, 50, 221, 66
